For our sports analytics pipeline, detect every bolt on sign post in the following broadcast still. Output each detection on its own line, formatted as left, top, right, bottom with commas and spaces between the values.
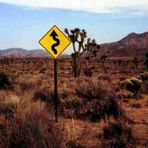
39, 25, 71, 122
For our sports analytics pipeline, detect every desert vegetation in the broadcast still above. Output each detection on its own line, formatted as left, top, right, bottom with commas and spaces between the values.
0, 53, 147, 148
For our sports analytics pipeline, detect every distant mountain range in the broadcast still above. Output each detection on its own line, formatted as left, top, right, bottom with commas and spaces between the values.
0, 32, 148, 58
0, 48, 69, 58
0, 48, 48, 57
100, 32, 148, 57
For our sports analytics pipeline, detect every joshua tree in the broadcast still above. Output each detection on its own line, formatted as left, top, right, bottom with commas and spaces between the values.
144, 53, 148, 71
64, 28, 100, 77
100, 54, 108, 74
117, 59, 122, 67
132, 56, 139, 69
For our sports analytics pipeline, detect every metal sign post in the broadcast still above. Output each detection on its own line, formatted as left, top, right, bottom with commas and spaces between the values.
39, 25, 71, 122
54, 59, 58, 122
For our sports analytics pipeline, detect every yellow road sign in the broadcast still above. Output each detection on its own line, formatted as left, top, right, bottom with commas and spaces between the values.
39, 25, 71, 59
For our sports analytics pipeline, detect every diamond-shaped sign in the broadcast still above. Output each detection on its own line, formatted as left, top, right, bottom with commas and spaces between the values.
39, 25, 71, 59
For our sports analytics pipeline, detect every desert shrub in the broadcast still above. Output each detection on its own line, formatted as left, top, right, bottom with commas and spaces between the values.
83, 68, 93, 77
144, 52, 148, 70
59, 83, 74, 99
0, 102, 16, 119
19, 80, 35, 91
74, 78, 123, 121
98, 74, 111, 81
117, 90, 133, 100
33, 87, 53, 103
140, 72, 148, 82
99, 54, 108, 74
62, 95, 84, 118
131, 103, 141, 108
141, 81, 148, 94
103, 121, 132, 139
0, 92, 18, 118
140, 72, 148, 94
122, 77, 142, 98
3, 102, 64, 148
39, 68, 46, 73
0, 90, 7, 101
103, 120, 132, 148
0, 71, 12, 89
132, 56, 139, 69
75, 78, 111, 100
88, 96, 123, 122
66, 141, 78, 148
63, 95, 83, 109
60, 89, 70, 99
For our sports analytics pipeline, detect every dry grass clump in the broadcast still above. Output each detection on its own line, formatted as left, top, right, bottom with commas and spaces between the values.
140, 72, 148, 94
117, 89, 133, 100
59, 82, 75, 100
0, 101, 64, 148
0, 101, 16, 119
0, 88, 64, 148
62, 95, 83, 118
130, 102, 141, 108
63, 78, 124, 121
18, 79, 36, 91
102, 120, 133, 148
141, 82, 148, 94
75, 77, 111, 100
0, 70, 12, 89
33, 86, 54, 103
0, 91, 18, 119
87, 96, 123, 122
140, 72, 148, 82
98, 74, 111, 81
63, 95, 83, 109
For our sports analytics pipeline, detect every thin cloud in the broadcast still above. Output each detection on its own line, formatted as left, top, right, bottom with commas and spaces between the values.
0, 0, 148, 15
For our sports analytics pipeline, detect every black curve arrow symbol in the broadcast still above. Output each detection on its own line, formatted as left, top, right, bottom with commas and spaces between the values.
50, 30, 60, 54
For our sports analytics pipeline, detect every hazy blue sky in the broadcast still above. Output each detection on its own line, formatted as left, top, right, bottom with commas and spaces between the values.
0, 0, 148, 54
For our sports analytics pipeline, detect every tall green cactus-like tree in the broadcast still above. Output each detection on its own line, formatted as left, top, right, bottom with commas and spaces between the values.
64, 28, 100, 77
